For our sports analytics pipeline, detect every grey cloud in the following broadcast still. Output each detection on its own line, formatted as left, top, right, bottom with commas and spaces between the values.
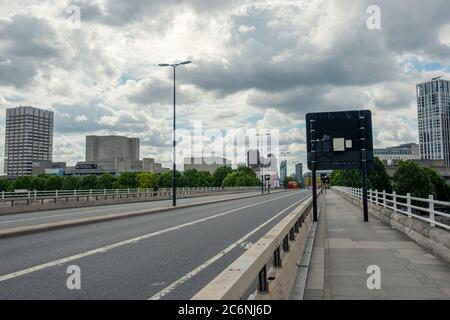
70, 0, 241, 26
126, 78, 196, 106
182, 3, 400, 96
377, 0, 450, 61
0, 15, 61, 88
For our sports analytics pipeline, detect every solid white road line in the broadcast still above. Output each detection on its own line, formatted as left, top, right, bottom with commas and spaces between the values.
149, 195, 310, 300
0, 191, 306, 283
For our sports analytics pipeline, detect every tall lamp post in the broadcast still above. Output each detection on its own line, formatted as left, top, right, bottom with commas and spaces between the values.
158, 61, 191, 206
256, 133, 271, 194
281, 151, 290, 190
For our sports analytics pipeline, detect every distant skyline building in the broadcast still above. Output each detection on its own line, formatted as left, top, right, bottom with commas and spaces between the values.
280, 160, 287, 184
70, 135, 169, 175
417, 77, 450, 166
86, 135, 140, 163
374, 143, 421, 163
184, 156, 232, 174
295, 163, 303, 183
4, 106, 54, 176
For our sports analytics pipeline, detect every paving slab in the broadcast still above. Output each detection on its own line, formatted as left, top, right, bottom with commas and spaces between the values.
302, 190, 450, 300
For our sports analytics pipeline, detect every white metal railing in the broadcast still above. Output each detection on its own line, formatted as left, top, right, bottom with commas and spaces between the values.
334, 186, 450, 231
0, 186, 263, 207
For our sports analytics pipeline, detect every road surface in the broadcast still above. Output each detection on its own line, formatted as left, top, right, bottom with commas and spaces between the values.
0, 191, 266, 231
0, 190, 309, 299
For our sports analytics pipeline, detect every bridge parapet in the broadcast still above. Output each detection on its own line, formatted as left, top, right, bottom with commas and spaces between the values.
193, 190, 324, 300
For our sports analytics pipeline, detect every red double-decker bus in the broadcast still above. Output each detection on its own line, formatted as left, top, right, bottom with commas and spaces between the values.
288, 181, 298, 190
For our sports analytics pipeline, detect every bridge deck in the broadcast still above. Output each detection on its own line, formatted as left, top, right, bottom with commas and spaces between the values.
304, 190, 450, 300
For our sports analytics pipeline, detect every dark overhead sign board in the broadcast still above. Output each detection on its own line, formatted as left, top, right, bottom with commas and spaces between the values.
306, 110, 374, 171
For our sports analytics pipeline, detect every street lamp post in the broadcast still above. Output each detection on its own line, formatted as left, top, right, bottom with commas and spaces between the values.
158, 61, 191, 206
281, 152, 290, 191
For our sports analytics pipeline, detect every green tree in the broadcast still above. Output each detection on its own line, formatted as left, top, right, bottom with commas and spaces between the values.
30, 176, 46, 191
0, 179, 12, 192
222, 170, 261, 187
392, 161, 435, 199
11, 176, 33, 190
368, 158, 392, 192
136, 172, 159, 189
198, 171, 213, 187
422, 167, 450, 201
44, 176, 63, 190
62, 176, 80, 190
330, 169, 362, 188
96, 174, 116, 189
213, 166, 233, 187
158, 171, 173, 188
79, 175, 98, 190
330, 157, 391, 192
114, 172, 137, 189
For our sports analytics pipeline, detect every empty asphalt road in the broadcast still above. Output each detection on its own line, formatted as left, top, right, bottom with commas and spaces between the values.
0, 190, 309, 299
0, 190, 268, 231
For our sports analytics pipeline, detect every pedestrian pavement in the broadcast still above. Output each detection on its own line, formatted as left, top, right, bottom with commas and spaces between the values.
303, 190, 450, 300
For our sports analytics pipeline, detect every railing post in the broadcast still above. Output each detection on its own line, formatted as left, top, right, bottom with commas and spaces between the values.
375, 190, 378, 206
257, 265, 268, 293
407, 193, 412, 218
273, 247, 282, 268
392, 191, 397, 212
369, 189, 372, 203
1, 191, 4, 200
429, 195, 435, 227
383, 190, 386, 208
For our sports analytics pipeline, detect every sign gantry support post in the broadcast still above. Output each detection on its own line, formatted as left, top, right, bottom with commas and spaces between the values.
310, 119, 318, 222
360, 114, 369, 222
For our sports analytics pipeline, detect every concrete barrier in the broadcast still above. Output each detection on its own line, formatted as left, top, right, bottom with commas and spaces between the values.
193, 190, 323, 300
335, 189, 450, 263
0, 189, 262, 216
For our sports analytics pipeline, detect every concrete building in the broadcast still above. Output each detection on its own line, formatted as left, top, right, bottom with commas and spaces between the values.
417, 77, 450, 166
86, 135, 139, 163
31, 160, 66, 176
253, 153, 279, 187
4, 106, 54, 176
61, 136, 169, 176
247, 150, 260, 169
374, 143, 421, 163
184, 157, 232, 174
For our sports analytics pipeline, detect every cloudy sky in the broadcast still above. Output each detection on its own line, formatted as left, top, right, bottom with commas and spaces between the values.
0, 0, 449, 174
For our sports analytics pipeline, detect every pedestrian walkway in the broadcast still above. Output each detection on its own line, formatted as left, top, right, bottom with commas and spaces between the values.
303, 190, 450, 300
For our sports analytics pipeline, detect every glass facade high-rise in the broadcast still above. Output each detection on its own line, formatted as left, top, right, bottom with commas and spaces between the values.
4, 106, 54, 176
417, 78, 450, 166
295, 163, 303, 183
280, 160, 287, 183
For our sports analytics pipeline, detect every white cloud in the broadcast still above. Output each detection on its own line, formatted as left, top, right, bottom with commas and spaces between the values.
0, 0, 449, 174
